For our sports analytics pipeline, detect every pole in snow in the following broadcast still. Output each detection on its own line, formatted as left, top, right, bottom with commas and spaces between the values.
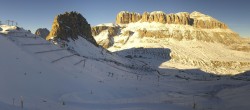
20, 96, 24, 109
10, 20, 14, 26
6, 20, 10, 25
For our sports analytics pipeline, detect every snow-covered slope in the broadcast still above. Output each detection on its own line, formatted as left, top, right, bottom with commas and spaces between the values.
1, 25, 250, 110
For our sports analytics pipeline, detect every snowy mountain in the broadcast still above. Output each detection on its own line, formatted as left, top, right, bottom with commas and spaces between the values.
1, 23, 250, 110
1, 11, 250, 110
1, 24, 250, 110
92, 11, 250, 75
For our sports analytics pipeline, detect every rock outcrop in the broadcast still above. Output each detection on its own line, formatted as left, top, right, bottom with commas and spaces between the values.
116, 11, 227, 29
141, 11, 192, 25
141, 11, 167, 24
47, 11, 97, 46
116, 11, 142, 24
35, 28, 50, 39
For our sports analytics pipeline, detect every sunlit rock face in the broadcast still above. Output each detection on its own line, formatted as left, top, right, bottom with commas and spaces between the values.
47, 11, 98, 46
140, 11, 192, 25
116, 11, 142, 24
116, 11, 228, 29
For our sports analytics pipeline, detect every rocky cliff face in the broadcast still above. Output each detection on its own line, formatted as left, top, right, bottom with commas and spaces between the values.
116, 11, 227, 29
116, 11, 142, 24
47, 11, 97, 46
35, 28, 50, 39
141, 11, 191, 25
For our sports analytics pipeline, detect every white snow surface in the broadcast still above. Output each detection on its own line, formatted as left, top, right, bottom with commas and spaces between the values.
1, 25, 250, 110
95, 23, 118, 27
190, 11, 220, 22
150, 11, 166, 15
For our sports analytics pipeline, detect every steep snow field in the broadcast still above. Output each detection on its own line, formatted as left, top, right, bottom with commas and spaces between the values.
1, 25, 250, 110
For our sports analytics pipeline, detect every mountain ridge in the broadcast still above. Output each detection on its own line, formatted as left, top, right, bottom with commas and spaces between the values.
93, 11, 240, 48
116, 11, 228, 29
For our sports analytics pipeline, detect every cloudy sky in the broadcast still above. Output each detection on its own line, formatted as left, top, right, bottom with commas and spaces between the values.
0, 0, 249, 37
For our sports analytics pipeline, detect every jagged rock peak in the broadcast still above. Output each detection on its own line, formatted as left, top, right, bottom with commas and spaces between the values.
46, 11, 98, 46
35, 28, 49, 39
